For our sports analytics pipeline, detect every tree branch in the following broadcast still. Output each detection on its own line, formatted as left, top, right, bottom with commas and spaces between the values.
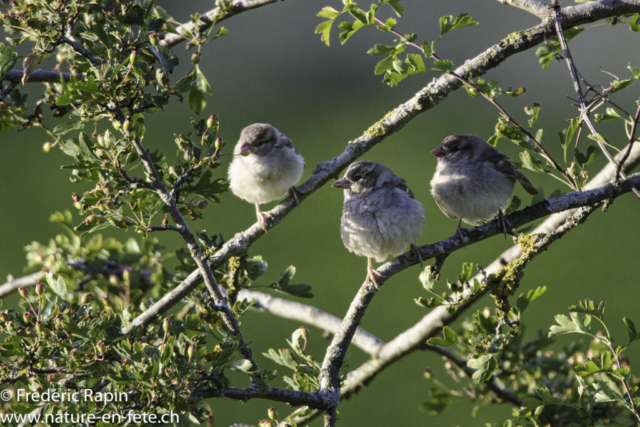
0, 271, 44, 299
3, 70, 71, 83
162, 0, 285, 48
238, 289, 385, 356
189, 385, 333, 410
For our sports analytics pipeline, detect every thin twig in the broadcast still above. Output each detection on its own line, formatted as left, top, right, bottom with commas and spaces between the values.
551, 2, 640, 198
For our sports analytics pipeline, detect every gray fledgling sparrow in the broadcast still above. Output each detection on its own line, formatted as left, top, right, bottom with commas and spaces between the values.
228, 123, 305, 231
430, 134, 538, 238
333, 161, 426, 288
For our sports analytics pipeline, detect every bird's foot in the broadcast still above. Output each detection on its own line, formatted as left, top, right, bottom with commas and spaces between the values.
366, 258, 383, 289
455, 225, 470, 246
366, 268, 381, 289
498, 210, 516, 239
256, 210, 273, 232
288, 187, 302, 206
410, 243, 424, 267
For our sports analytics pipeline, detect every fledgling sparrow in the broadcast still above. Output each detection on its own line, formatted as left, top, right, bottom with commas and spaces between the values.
228, 123, 305, 231
430, 134, 538, 238
333, 161, 426, 288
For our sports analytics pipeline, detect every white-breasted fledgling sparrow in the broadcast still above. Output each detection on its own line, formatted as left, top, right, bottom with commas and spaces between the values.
228, 123, 305, 231
333, 161, 426, 288
430, 134, 538, 238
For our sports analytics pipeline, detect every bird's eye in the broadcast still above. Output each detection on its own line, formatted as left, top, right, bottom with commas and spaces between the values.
450, 145, 459, 152
352, 174, 362, 181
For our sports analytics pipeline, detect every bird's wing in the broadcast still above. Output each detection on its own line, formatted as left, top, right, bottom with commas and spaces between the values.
392, 176, 415, 199
434, 197, 457, 220
488, 152, 539, 195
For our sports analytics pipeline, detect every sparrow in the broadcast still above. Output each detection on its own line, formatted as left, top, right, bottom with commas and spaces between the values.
333, 161, 426, 288
228, 123, 305, 231
429, 134, 538, 239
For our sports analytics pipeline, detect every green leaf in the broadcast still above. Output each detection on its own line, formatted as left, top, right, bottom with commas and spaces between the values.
575, 352, 612, 377
338, 20, 365, 44
0, 43, 18, 81
427, 326, 458, 346
439, 13, 479, 37
188, 66, 212, 114
421, 41, 432, 57
467, 354, 498, 383
548, 312, 593, 338
594, 107, 621, 122
190, 170, 228, 202
53, 119, 85, 136
524, 103, 541, 127
46, 273, 67, 299
569, 299, 605, 321
504, 87, 526, 97
560, 117, 581, 162
517, 397, 545, 416
278, 266, 296, 287
348, 8, 368, 24
367, 44, 397, 56
519, 151, 547, 173
381, 0, 404, 17
374, 55, 395, 75
587, 132, 620, 152
317, 6, 341, 19
629, 14, 640, 32
275, 283, 314, 298
575, 144, 598, 167
594, 376, 625, 403
624, 317, 638, 346
419, 265, 437, 291
420, 388, 452, 416
433, 59, 454, 72
229, 359, 254, 373
515, 286, 547, 315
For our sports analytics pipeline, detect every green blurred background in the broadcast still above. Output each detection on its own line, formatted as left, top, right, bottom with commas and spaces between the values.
1, 0, 640, 425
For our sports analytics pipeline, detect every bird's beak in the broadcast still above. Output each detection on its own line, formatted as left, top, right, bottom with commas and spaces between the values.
430, 147, 447, 158
332, 178, 351, 190
240, 143, 252, 156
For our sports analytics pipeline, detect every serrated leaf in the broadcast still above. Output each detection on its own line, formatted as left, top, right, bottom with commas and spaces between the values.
569, 299, 605, 321
381, 0, 404, 17
624, 317, 638, 346
467, 354, 497, 383
427, 326, 458, 346
53, 119, 85, 136
439, 13, 478, 36
367, 44, 397, 56
594, 376, 625, 403
188, 66, 212, 114
515, 286, 546, 315
433, 59, 454, 72
420, 388, 452, 416
549, 312, 593, 338
0, 43, 18, 81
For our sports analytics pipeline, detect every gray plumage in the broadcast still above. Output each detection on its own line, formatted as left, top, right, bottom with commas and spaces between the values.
430, 135, 537, 229
228, 123, 304, 230
334, 161, 426, 264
